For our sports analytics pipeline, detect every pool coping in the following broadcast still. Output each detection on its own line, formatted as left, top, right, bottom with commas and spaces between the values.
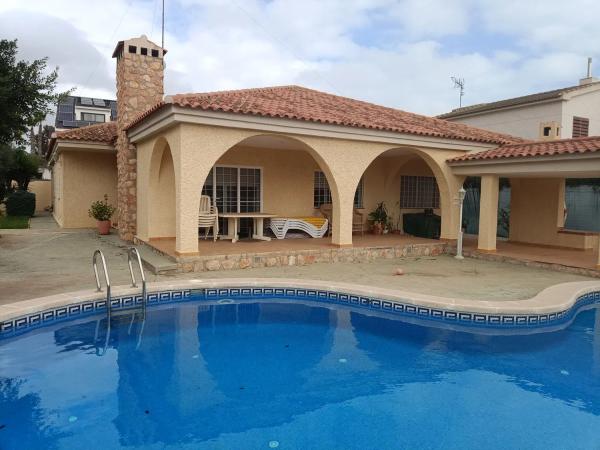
2, 278, 600, 326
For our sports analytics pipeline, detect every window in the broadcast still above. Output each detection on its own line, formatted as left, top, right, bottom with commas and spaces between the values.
313, 171, 363, 208
81, 113, 105, 123
573, 116, 589, 138
314, 171, 331, 208
140, 47, 148, 55
543, 126, 551, 137
400, 176, 440, 209
201, 166, 262, 213
128, 45, 137, 54
151, 49, 159, 57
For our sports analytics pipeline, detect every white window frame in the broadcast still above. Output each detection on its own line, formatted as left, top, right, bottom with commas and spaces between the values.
204, 165, 264, 213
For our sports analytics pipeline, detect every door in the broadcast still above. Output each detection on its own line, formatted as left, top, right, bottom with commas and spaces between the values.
202, 166, 262, 237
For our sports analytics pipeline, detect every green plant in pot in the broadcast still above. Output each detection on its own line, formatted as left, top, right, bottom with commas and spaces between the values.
368, 202, 388, 235
88, 195, 116, 235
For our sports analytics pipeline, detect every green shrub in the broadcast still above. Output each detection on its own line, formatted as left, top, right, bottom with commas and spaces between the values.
6, 190, 35, 217
88, 195, 116, 221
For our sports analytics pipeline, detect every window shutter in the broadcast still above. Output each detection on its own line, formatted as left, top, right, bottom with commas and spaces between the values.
572, 117, 589, 138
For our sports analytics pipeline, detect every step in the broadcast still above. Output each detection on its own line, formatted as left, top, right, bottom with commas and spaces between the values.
98, 233, 179, 275
136, 244, 179, 275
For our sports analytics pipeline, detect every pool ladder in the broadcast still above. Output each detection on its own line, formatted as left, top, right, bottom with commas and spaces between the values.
93, 248, 147, 355
93, 247, 147, 319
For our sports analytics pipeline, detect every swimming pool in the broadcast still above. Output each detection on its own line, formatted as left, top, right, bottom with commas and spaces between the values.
2, 287, 600, 449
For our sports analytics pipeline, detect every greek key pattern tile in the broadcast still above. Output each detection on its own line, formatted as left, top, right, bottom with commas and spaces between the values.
2, 287, 599, 338
0, 289, 191, 338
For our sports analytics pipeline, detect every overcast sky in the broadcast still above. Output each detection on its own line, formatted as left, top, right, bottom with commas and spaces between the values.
1, 0, 598, 116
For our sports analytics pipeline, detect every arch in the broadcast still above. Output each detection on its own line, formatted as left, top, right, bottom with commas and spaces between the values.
195, 132, 341, 209
148, 136, 176, 239
356, 145, 457, 239
184, 132, 343, 246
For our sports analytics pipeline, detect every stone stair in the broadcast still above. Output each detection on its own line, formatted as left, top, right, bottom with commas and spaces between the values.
98, 233, 179, 275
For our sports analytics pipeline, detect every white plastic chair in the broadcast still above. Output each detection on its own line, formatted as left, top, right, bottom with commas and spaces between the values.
198, 195, 219, 241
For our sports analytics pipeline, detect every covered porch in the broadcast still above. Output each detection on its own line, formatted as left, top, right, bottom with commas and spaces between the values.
464, 237, 600, 276
132, 120, 468, 261
450, 138, 600, 272
148, 233, 444, 258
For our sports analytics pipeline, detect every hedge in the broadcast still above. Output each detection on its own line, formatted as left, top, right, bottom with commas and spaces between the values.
6, 190, 36, 217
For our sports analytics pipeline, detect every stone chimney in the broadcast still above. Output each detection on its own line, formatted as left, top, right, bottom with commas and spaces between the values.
112, 35, 166, 241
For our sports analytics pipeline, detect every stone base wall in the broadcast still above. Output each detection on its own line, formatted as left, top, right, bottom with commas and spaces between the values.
137, 240, 452, 273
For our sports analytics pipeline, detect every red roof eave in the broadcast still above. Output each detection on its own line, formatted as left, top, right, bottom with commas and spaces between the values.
447, 135, 600, 163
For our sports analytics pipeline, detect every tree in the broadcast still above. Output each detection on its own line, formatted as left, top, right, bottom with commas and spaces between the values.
0, 39, 64, 145
0, 145, 40, 199
0, 144, 16, 200
9, 148, 40, 191
29, 123, 55, 158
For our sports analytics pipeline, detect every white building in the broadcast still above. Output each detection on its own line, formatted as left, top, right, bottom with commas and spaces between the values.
438, 64, 600, 140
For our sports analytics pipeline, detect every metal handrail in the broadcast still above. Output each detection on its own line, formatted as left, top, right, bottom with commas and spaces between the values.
93, 249, 111, 309
127, 247, 147, 308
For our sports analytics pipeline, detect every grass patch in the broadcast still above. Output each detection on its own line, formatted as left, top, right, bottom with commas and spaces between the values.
0, 215, 29, 229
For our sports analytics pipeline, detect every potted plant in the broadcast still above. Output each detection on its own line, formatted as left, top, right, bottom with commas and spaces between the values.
88, 195, 116, 235
368, 202, 388, 235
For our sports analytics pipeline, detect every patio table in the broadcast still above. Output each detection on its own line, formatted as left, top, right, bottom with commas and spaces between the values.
218, 212, 278, 243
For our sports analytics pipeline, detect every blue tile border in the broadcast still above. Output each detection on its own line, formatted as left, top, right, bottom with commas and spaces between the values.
2, 287, 600, 339
0, 289, 192, 339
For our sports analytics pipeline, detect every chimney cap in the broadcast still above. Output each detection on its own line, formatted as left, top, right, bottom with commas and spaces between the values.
112, 35, 167, 58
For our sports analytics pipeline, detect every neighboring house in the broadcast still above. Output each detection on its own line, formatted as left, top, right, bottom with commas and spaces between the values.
438, 74, 600, 141
47, 35, 600, 263
55, 95, 117, 131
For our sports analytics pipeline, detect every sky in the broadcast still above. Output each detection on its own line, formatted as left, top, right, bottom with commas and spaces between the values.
1, 0, 599, 116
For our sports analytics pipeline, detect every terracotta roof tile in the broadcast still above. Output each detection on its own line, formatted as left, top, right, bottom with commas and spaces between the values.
447, 136, 600, 163
54, 121, 117, 144
126, 85, 524, 145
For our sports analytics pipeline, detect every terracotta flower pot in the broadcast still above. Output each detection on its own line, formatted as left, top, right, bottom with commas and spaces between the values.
372, 222, 383, 235
97, 220, 111, 235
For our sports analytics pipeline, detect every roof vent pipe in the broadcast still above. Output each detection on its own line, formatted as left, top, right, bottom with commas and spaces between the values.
579, 57, 597, 86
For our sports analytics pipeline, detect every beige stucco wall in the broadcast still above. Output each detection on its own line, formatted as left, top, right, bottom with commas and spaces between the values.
509, 178, 598, 249
53, 150, 118, 228
362, 155, 441, 231
449, 101, 563, 140
28, 180, 52, 213
216, 145, 322, 217
562, 89, 600, 138
136, 123, 465, 255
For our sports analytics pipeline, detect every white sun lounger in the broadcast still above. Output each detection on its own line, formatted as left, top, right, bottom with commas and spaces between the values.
269, 217, 329, 239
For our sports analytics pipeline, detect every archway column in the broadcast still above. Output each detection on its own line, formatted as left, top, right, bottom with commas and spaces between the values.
331, 182, 357, 246
136, 139, 152, 241
299, 137, 375, 247
175, 124, 254, 256
477, 174, 499, 252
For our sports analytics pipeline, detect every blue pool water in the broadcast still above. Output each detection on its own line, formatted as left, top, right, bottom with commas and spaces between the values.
2, 298, 600, 449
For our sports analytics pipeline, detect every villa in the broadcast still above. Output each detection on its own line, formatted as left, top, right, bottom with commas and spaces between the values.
5, 27, 600, 450
47, 35, 600, 271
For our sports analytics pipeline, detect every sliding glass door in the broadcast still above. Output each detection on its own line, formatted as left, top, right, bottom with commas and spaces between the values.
201, 166, 262, 236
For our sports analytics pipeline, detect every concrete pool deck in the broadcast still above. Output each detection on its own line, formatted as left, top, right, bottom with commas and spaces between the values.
0, 217, 598, 304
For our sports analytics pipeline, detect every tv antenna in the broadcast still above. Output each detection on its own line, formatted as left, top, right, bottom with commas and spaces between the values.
161, 0, 165, 49
451, 77, 465, 107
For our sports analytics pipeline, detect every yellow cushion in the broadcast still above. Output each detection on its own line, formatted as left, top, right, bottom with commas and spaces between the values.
292, 217, 327, 227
